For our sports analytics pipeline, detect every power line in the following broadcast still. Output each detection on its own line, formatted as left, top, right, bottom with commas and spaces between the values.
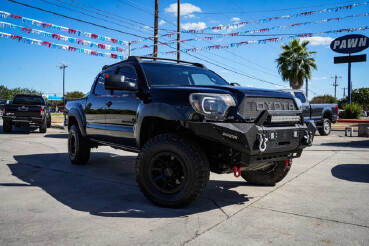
60, 0, 155, 30
7, 0, 150, 38
185, 0, 359, 14
37, 0, 154, 36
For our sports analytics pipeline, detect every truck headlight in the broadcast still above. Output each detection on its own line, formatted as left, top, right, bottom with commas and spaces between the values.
189, 93, 236, 120
294, 98, 302, 110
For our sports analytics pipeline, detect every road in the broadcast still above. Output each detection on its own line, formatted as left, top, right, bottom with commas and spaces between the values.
0, 121, 368, 245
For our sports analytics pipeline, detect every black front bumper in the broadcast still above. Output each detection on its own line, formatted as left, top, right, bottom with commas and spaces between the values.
186, 115, 315, 166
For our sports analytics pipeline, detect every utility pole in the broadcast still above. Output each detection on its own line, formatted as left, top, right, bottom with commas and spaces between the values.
177, 0, 180, 62
57, 63, 68, 110
331, 75, 341, 98
128, 42, 131, 56
342, 87, 347, 98
305, 78, 308, 100
153, 0, 159, 60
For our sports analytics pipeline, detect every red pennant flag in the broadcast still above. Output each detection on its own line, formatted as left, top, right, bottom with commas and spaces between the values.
111, 38, 117, 43
68, 46, 77, 52
42, 41, 52, 48
52, 34, 61, 40
42, 22, 52, 28
68, 29, 76, 34
10, 35, 22, 41
10, 14, 22, 19
21, 27, 32, 33
98, 44, 105, 49
91, 34, 98, 39
111, 54, 117, 59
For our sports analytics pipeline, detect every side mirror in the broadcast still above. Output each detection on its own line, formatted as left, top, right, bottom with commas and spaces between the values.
230, 82, 241, 86
104, 74, 138, 91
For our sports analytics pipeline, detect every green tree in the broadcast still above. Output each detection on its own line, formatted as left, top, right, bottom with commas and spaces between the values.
0, 85, 41, 99
276, 39, 317, 98
310, 95, 338, 104
65, 91, 85, 99
351, 88, 369, 110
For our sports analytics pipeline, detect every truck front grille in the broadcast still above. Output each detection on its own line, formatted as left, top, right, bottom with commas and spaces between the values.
238, 97, 297, 121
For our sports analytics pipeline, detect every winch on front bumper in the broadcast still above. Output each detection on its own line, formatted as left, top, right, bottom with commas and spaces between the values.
186, 110, 316, 167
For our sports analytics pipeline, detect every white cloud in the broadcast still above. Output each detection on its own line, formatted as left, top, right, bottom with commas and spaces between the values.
158, 20, 166, 26
275, 85, 290, 89
164, 3, 202, 18
181, 22, 206, 31
231, 17, 240, 22
312, 76, 328, 80
300, 36, 334, 46
143, 25, 151, 30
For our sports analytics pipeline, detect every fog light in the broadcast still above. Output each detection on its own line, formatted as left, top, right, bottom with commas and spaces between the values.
270, 131, 276, 140
293, 130, 299, 138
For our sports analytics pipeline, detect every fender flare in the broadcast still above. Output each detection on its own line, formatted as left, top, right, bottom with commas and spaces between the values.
322, 108, 333, 121
135, 102, 186, 147
67, 107, 87, 137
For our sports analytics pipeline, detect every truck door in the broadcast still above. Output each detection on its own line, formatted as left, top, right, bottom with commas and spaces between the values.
294, 91, 310, 121
85, 71, 114, 140
104, 65, 140, 148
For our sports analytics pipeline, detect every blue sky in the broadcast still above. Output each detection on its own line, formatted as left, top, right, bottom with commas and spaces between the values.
0, 0, 368, 99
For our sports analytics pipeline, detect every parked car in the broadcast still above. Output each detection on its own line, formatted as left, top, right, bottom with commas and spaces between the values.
283, 90, 338, 136
2, 94, 51, 133
0, 99, 11, 117
65, 56, 316, 208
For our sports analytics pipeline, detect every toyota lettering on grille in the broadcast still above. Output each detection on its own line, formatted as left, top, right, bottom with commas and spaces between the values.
254, 101, 295, 111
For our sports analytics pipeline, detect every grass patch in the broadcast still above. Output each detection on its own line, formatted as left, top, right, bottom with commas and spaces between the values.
51, 113, 64, 116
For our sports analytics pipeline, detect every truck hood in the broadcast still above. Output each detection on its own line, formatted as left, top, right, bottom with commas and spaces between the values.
149, 85, 295, 106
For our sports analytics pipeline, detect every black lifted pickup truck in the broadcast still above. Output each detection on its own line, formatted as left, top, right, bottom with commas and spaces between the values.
2, 94, 51, 133
64, 56, 315, 208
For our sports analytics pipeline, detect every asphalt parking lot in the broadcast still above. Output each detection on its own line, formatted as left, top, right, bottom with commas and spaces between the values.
0, 120, 368, 246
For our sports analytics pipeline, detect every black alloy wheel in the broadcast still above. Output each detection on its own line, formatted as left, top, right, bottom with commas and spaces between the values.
149, 152, 188, 194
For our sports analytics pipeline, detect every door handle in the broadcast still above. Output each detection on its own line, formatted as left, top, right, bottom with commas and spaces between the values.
106, 101, 112, 107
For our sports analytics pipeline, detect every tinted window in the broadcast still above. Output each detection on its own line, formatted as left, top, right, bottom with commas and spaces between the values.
141, 63, 228, 86
13, 95, 45, 105
94, 70, 114, 95
294, 92, 306, 103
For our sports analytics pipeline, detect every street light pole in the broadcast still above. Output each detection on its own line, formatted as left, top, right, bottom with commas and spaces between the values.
57, 63, 68, 110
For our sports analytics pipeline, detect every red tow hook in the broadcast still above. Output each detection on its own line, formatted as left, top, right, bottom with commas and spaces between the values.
233, 165, 242, 178
285, 159, 292, 169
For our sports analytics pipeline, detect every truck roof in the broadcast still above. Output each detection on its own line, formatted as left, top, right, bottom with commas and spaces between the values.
102, 56, 206, 71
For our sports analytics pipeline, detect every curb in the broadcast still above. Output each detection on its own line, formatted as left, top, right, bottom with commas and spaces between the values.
338, 119, 369, 123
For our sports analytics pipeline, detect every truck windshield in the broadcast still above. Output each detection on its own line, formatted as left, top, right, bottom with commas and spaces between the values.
13, 95, 45, 105
141, 63, 229, 86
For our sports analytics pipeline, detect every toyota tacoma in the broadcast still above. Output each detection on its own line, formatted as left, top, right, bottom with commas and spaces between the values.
64, 56, 315, 208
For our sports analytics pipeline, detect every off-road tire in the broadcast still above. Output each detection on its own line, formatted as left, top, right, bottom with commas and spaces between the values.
136, 134, 210, 208
68, 124, 90, 165
318, 118, 331, 136
39, 119, 47, 133
241, 161, 291, 186
47, 117, 51, 128
3, 120, 12, 133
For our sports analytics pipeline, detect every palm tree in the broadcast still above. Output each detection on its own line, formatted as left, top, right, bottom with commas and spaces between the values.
276, 39, 317, 98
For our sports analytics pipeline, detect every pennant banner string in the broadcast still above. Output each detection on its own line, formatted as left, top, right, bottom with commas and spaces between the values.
142, 26, 369, 56
131, 1, 368, 44
132, 13, 369, 51
0, 10, 129, 46
0, 31, 127, 60
0, 21, 128, 53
